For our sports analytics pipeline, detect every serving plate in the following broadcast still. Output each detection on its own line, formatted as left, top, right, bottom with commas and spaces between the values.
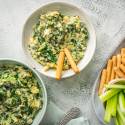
0, 59, 47, 125
91, 39, 125, 125
22, 1, 96, 79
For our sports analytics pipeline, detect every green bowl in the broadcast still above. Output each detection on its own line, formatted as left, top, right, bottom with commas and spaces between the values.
0, 58, 47, 125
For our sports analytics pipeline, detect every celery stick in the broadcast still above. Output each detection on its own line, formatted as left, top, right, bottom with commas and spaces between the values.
111, 95, 118, 117
99, 89, 121, 102
104, 100, 112, 123
106, 84, 125, 89
116, 80, 125, 85
124, 90, 125, 93
115, 117, 119, 125
117, 112, 124, 125
117, 104, 125, 124
119, 92, 125, 113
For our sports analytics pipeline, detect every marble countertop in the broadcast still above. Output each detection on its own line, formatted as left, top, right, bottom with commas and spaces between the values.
0, 0, 125, 124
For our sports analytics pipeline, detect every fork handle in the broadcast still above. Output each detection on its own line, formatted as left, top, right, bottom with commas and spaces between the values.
58, 107, 81, 125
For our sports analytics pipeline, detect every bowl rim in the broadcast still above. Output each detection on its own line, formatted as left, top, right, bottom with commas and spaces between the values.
0, 58, 47, 125
22, 1, 96, 79
91, 71, 105, 124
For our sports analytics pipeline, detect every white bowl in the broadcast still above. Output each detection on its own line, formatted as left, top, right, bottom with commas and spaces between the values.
22, 1, 96, 79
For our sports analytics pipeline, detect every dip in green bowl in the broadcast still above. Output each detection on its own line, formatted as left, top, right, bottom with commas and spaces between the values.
0, 60, 47, 125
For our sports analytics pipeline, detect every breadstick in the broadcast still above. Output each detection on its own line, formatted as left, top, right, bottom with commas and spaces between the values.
106, 59, 113, 83
64, 48, 79, 73
121, 48, 125, 58
116, 54, 121, 78
122, 57, 125, 65
119, 64, 125, 74
56, 51, 65, 80
114, 67, 125, 78
110, 56, 117, 80
99, 69, 107, 95
116, 54, 121, 67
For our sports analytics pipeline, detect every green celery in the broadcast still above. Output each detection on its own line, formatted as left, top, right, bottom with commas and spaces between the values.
123, 90, 125, 93
117, 113, 124, 125
117, 104, 125, 124
106, 84, 125, 89
111, 95, 118, 117
104, 99, 112, 123
115, 80, 125, 85
115, 117, 119, 125
99, 89, 121, 102
119, 92, 125, 114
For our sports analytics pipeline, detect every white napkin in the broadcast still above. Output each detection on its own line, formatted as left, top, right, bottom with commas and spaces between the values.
41, 101, 89, 125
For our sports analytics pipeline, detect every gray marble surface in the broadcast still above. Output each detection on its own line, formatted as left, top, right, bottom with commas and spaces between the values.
0, 0, 125, 125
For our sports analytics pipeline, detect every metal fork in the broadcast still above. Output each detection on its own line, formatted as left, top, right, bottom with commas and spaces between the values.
58, 107, 81, 125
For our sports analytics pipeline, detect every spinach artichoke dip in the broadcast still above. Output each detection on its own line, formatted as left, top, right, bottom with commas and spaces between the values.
0, 65, 42, 125
28, 11, 89, 70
